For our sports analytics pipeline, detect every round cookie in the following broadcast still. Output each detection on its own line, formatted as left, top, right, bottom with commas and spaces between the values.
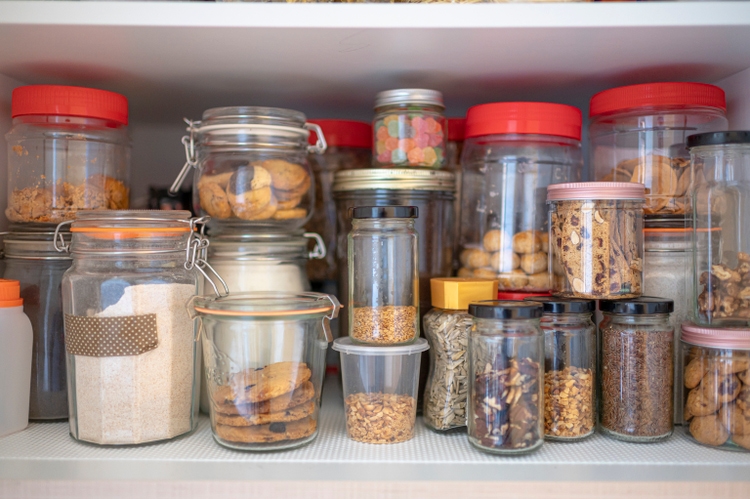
483, 229, 511, 252
274, 173, 311, 201
512, 231, 541, 254
538, 231, 549, 250
739, 369, 749, 385
229, 186, 273, 219
686, 386, 721, 417
684, 357, 710, 389
498, 269, 528, 290
277, 196, 303, 210
197, 171, 235, 190
263, 159, 309, 191
721, 403, 750, 436
243, 199, 278, 221
198, 182, 232, 219
713, 356, 750, 375
460, 248, 490, 270
702, 373, 741, 404
215, 416, 316, 444
226, 166, 272, 192
457, 267, 473, 278
473, 268, 497, 279
273, 208, 307, 220
490, 251, 519, 273
689, 414, 729, 447
526, 272, 551, 290
214, 399, 316, 427
218, 361, 312, 405
214, 381, 315, 416
732, 432, 750, 450
520, 252, 548, 275
738, 385, 750, 412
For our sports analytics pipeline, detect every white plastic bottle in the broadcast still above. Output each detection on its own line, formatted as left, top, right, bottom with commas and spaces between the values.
0, 279, 33, 437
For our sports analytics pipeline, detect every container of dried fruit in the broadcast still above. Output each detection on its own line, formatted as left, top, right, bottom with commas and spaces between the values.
191, 291, 339, 451
171, 106, 326, 232
332, 337, 429, 444
523, 296, 596, 441
590, 82, 727, 221
457, 102, 583, 293
423, 277, 498, 432
348, 206, 419, 345
372, 89, 446, 169
467, 300, 544, 455
547, 182, 646, 299
681, 322, 750, 452
599, 297, 675, 442
6, 85, 131, 225
688, 131, 750, 327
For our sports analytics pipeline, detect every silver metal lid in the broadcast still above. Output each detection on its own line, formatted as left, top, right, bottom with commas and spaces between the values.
332, 168, 455, 192
374, 89, 444, 109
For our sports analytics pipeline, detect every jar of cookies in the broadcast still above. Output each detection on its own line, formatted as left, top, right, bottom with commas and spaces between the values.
548, 182, 646, 299
6, 85, 131, 225
173, 106, 326, 232
688, 132, 750, 327
192, 291, 339, 451
590, 82, 727, 221
681, 322, 750, 452
458, 102, 583, 293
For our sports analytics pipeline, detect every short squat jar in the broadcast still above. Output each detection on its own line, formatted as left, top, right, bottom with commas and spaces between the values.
467, 300, 544, 455
524, 296, 596, 441
599, 297, 675, 442
348, 206, 419, 345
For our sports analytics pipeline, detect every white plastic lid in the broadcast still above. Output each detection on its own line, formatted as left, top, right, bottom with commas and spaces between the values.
332, 337, 429, 356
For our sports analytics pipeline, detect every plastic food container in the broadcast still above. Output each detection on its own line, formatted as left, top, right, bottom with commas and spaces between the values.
5, 85, 131, 225
458, 102, 583, 293
590, 82, 727, 219
192, 292, 339, 451
681, 323, 750, 452
348, 206, 419, 345
333, 337, 429, 444
372, 89, 446, 169
688, 131, 750, 327
548, 182, 645, 299
172, 106, 326, 232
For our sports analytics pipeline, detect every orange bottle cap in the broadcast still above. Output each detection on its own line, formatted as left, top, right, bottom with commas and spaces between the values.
0, 279, 24, 307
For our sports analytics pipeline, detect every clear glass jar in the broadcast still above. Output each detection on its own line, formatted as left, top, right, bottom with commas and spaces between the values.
2, 227, 72, 420
688, 132, 750, 327
372, 89, 446, 169
590, 82, 727, 220
306, 120, 371, 283
548, 182, 645, 299
192, 292, 339, 451
348, 206, 419, 345
681, 323, 750, 452
467, 300, 544, 455
458, 102, 583, 293
446, 118, 465, 272
422, 277, 497, 431
5, 85, 131, 225
60, 211, 206, 445
524, 296, 596, 441
599, 298, 675, 442
173, 107, 326, 232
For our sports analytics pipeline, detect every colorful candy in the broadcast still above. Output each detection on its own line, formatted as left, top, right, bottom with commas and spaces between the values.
373, 113, 445, 168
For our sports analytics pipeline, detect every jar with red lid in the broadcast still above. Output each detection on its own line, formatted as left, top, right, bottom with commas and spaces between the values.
5, 85, 131, 225
457, 102, 583, 294
590, 82, 728, 221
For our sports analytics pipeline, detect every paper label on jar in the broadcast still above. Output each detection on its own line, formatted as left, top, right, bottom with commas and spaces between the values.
64, 313, 159, 357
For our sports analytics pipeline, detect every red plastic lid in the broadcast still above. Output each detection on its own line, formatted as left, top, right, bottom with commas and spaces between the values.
681, 322, 750, 350
308, 119, 371, 149
547, 182, 646, 201
497, 291, 552, 301
12, 85, 128, 125
447, 117, 466, 142
589, 82, 726, 117
0, 279, 23, 308
465, 102, 582, 140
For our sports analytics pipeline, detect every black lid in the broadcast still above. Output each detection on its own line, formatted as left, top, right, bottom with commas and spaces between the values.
523, 296, 595, 314
468, 300, 543, 320
687, 131, 750, 149
599, 296, 674, 315
350, 206, 418, 219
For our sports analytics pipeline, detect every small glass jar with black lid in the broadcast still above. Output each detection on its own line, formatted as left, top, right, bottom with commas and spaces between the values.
467, 300, 544, 455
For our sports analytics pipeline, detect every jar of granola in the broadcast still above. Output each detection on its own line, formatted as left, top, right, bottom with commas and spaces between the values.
547, 182, 645, 299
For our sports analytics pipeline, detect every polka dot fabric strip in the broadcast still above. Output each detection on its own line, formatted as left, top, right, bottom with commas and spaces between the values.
64, 313, 159, 357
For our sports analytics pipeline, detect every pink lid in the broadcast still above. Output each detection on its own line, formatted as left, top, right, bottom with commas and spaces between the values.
681, 322, 750, 350
547, 182, 646, 201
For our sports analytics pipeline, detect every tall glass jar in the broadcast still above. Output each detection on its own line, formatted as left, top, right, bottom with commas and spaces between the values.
458, 102, 583, 292
59, 211, 207, 446
599, 297, 675, 442
446, 117, 465, 272
688, 131, 750, 327
348, 206, 419, 345
524, 296, 596, 440
467, 300, 544, 454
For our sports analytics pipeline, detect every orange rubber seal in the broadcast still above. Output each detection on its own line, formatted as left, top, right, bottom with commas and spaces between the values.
193, 305, 334, 317
71, 227, 191, 240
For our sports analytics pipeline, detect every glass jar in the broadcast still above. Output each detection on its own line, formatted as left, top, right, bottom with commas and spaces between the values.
467, 300, 544, 455
172, 106, 326, 232
681, 322, 750, 452
60, 211, 207, 445
5, 85, 131, 225
446, 118, 465, 272
348, 206, 419, 345
524, 296, 596, 441
372, 89, 446, 169
548, 182, 646, 299
688, 131, 750, 327
422, 277, 497, 431
599, 297, 675, 442
306, 120, 371, 284
458, 102, 583, 293
2, 227, 72, 420
191, 292, 339, 451
590, 82, 727, 220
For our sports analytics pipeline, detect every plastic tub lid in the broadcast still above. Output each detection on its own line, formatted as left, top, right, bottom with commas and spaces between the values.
332, 337, 429, 356
308, 119, 372, 149
447, 117, 466, 142
589, 82, 726, 117
547, 182, 646, 201
12, 85, 128, 125
465, 102, 582, 140
681, 322, 750, 349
